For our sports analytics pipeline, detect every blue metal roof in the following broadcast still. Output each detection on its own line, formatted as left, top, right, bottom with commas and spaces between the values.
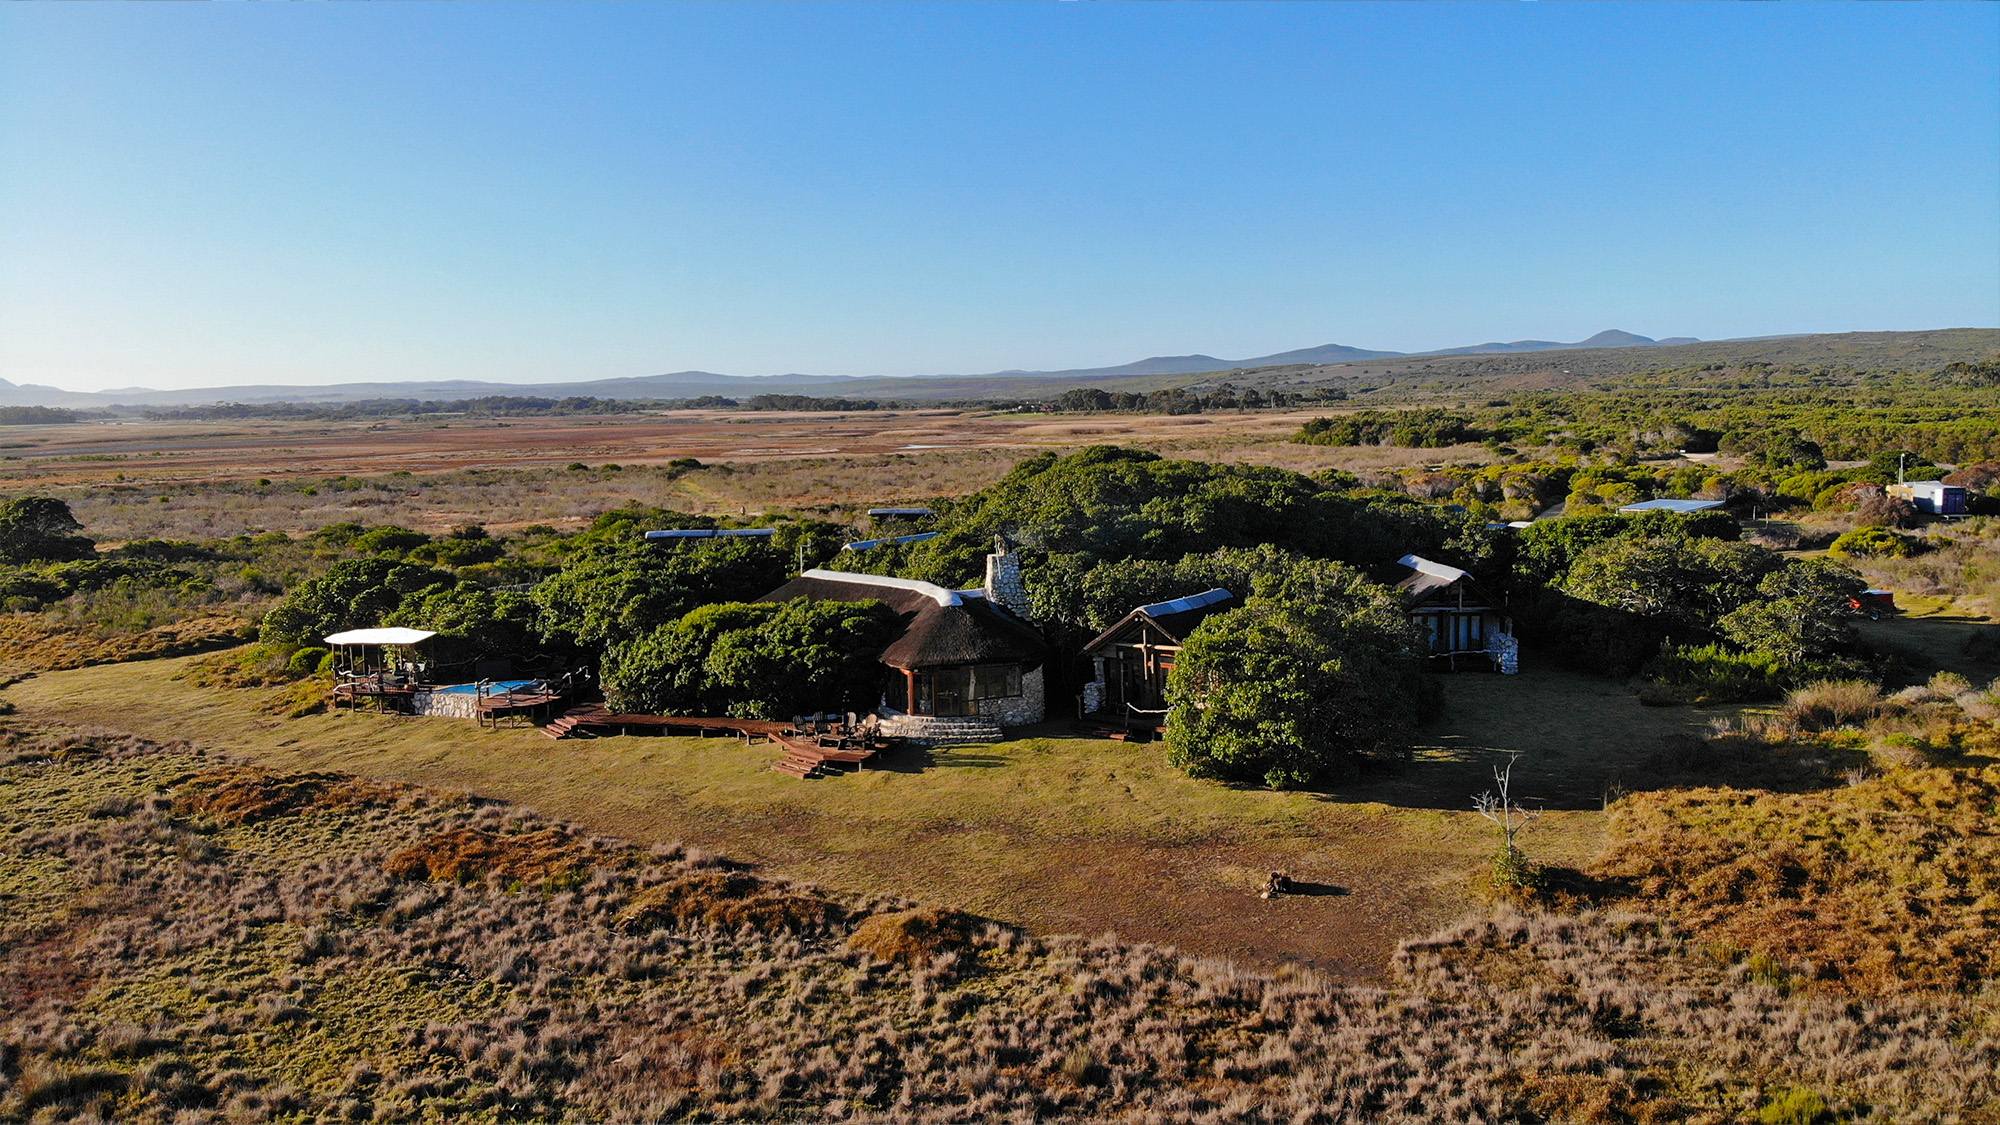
1617, 498, 1725, 513
1136, 587, 1233, 619
644, 528, 776, 540
841, 531, 939, 552
867, 507, 934, 517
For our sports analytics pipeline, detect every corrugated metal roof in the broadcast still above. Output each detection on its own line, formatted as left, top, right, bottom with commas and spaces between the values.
797, 568, 960, 606
867, 507, 934, 516
841, 532, 940, 552
644, 528, 776, 539
1397, 554, 1469, 582
1616, 498, 1724, 513
1136, 587, 1233, 619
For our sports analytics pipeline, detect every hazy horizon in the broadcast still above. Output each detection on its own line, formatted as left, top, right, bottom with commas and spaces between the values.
3, 4, 1995, 393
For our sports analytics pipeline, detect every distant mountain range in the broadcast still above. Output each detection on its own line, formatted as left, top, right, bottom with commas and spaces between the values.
0, 327, 1891, 408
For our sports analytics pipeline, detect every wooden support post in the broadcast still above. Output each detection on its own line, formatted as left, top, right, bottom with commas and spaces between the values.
904, 668, 917, 714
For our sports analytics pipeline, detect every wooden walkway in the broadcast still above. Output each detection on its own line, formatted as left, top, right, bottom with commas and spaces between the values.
539, 703, 892, 780
540, 703, 789, 742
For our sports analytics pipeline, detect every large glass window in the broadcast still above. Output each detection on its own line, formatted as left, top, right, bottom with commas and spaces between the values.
971, 664, 1022, 700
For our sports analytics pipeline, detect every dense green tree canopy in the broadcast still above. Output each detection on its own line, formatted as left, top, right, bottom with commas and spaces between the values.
382, 581, 543, 670
604, 598, 900, 719
0, 497, 95, 564
532, 536, 791, 652
827, 446, 1489, 594
259, 557, 455, 644
1161, 556, 1433, 789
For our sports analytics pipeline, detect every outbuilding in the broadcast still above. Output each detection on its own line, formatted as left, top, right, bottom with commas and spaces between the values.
1076, 588, 1236, 734
1888, 481, 1968, 516
1393, 555, 1517, 672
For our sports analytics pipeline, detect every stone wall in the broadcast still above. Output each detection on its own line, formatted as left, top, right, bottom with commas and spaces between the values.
411, 690, 478, 719
975, 665, 1044, 726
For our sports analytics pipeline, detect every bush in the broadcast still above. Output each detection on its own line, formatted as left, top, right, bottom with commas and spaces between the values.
1163, 560, 1434, 788
1649, 644, 1785, 703
604, 598, 901, 719
1781, 680, 1883, 732
1829, 526, 1921, 559
0, 497, 95, 563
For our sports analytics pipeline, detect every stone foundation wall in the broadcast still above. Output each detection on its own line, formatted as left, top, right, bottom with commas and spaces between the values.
975, 665, 1045, 726
411, 690, 479, 719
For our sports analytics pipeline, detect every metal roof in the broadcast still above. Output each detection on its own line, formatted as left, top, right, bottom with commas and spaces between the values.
1617, 498, 1724, 513
324, 627, 437, 646
1396, 554, 1470, 583
643, 528, 776, 540
841, 532, 940, 552
796, 568, 961, 607
867, 507, 934, 516
1135, 587, 1233, 619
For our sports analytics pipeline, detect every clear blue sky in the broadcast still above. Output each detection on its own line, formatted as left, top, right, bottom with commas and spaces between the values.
2, 2, 1995, 392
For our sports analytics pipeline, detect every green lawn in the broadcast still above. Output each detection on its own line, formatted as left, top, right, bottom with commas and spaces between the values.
5, 653, 1733, 979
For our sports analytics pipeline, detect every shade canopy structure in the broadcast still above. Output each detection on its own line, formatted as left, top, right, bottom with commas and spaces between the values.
323, 627, 437, 646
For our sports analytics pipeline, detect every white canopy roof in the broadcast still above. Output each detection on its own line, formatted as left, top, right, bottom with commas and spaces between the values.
323, 627, 437, 646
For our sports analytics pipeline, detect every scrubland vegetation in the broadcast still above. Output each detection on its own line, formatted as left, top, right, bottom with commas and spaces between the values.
3, 727, 1994, 1123
3, 360, 2000, 1120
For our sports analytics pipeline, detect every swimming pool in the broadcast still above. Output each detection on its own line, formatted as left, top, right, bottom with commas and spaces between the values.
430, 679, 538, 696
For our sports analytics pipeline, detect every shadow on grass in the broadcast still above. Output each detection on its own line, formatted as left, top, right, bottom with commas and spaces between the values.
1277, 880, 1349, 898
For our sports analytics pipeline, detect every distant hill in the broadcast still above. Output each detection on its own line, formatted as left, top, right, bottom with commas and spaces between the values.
2, 328, 1991, 408
1421, 329, 1684, 356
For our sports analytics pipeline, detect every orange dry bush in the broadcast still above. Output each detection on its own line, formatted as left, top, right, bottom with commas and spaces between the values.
846, 906, 979, 966
0, 613, 254, 673
615, 870, 843, 935
1594, 767, 2000, 993
384, 827, 594, 886
176, 767, 404, 826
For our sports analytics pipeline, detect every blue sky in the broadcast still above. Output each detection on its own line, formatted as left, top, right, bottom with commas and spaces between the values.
2, 3, 1995, 392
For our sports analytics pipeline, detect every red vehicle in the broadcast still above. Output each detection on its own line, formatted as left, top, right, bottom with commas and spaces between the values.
1850, 589, 1897, 618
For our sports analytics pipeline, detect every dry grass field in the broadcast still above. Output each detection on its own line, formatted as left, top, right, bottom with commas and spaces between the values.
7, 730, 1988, 1123
0, 411, 1487, 540
5, 652, 1740, 982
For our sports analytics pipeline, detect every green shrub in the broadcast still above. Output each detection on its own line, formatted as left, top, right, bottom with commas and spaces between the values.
1829, 526, 1921, 558
1756, 1087, 1832, 1125
1650, 644, 1785, 702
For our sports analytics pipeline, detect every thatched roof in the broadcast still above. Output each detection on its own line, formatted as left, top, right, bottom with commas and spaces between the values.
758, 569, 1047, 672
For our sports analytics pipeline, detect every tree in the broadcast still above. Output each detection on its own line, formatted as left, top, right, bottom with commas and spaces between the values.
1717, 558, 1863, 666
604, 599, 899, 718
1561, 535, 1780, 635
0, 497, 95, 563
383, 581, 544, 670
258, 557, 455, 644
532, 536, 790, 652
1162, 561, 1434, 789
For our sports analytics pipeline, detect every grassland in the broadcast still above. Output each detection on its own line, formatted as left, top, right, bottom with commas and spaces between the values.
3, 652, 1752, 981
3, 727, 1992, 1123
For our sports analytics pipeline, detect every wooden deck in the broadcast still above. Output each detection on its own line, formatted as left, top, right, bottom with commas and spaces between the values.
539, 703, 894, 779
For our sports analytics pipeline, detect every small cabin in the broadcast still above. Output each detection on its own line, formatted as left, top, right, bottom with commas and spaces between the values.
1393, 555, 1516, 673
1077, 589, 1236, 730
1887, 481, 1967, 516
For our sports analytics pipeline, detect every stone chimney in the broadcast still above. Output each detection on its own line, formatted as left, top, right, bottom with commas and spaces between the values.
983, 534, 1033, 620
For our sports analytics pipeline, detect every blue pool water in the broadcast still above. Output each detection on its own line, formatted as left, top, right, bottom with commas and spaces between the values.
432, 679, 537, 695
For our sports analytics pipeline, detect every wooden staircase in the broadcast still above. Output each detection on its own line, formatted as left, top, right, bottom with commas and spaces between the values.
541, 703, 610, 739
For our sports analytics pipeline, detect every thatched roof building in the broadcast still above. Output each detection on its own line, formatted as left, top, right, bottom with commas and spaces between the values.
758, 565, 1049, 725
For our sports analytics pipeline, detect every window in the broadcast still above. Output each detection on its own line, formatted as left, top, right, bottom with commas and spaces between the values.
971, 664, 1022, 700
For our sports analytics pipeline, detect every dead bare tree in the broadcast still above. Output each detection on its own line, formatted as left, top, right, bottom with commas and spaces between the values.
1473, 752, 1543, 860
